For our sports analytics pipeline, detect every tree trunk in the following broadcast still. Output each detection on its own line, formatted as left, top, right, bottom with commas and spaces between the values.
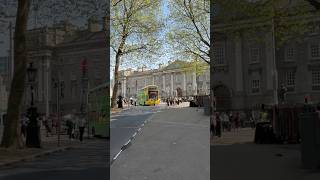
111, 53, 121, 108
111, 33, 127, 108
1, 0, 31, 148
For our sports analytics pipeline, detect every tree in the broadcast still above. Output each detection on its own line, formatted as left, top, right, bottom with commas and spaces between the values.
1, 0, 31, 148
110, 0, 163, 108
167, 0, 210, 64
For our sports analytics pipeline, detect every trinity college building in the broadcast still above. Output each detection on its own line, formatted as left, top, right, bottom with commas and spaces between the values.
116, 60, 210, 99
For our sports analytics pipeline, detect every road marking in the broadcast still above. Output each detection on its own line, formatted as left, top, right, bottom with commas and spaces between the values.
137, 128, 142, 132
124, 140, 131, 147
132, 132, 137, 138
113, 150, 123, 161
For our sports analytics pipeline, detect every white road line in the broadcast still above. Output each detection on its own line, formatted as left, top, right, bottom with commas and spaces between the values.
132, 132, 137, 138
124, 139, 131, 147
113, 150, 122, 160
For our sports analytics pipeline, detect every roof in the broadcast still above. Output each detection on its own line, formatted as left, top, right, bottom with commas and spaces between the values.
58, 30, 105, 46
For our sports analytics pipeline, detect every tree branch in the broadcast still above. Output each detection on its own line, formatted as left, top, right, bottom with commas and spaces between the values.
305, 0, 320, 10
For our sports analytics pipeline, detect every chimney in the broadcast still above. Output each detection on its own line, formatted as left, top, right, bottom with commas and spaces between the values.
88, 16, 100, 32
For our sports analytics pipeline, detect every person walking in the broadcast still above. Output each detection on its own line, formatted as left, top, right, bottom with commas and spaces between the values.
66, 119, 74, 140
210, 114, 215, 141
43, 116, 51, 137
78, 115, 86, 142
229, 111, 234, 131
235, 112, 240, 132
20, 113, 28, 138
215, 112, 222, 137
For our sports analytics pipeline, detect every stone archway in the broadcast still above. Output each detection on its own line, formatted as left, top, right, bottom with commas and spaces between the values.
214, 84, 231, 111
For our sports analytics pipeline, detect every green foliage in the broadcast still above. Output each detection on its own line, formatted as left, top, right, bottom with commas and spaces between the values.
167, 0, 210, 64
111, 0, 164, 67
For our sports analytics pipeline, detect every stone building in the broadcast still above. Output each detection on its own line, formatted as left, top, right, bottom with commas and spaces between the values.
212, 1, 320, 111
22, 17, 107, 117
117, 60, 210, 99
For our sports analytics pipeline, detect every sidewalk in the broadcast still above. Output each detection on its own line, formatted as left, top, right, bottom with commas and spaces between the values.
111, 106, 210, 180
211, 128, 320, 180
111, 106, 131, 115
0, 126, 88, 168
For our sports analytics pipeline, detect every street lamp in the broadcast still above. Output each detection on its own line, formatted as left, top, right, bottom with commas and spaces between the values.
26, 62, 41, 148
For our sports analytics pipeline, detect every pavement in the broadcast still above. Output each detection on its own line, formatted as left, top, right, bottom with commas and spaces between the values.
0, 138, 108, 179
111, 104, 210, 180
211, 128, 320, 180
0, 125, 93, 168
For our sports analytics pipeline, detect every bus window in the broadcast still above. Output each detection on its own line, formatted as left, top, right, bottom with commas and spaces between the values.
149, 91, 158, 100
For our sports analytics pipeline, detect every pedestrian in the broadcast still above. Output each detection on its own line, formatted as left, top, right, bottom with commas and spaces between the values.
43, 116, 51, 137
66, 119, 74, 140
221, 112, 228, 132
78, 115, 86, 142
210, 114, 215, 139
117, 95, 123, 108
235, 112, 240, 132
229, 111, 234, 131
215, 112, 222, 137
130, 97, 133, 105
20, 113, 28, 138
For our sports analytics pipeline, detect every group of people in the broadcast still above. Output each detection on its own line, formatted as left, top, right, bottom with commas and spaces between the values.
166, 97, 182, 106
210, 110, 269, 138
211, 112, 241, 138
65, 115, 86, 142
117, 96, 137, 108
19, 113, 86, 142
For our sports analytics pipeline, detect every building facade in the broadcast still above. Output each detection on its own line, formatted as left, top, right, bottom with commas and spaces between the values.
212, 2, 320, 111
22, 17, 107, 117
117, 60, 210, 99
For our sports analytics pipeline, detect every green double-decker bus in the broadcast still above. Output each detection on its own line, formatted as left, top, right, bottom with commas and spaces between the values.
88, 83, 109, 138
137, 85, 160, 106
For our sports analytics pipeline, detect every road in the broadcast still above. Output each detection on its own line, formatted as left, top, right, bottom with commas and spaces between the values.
110, 105, 165, 162
111, 105, 210, 180
0, 139, 108, 180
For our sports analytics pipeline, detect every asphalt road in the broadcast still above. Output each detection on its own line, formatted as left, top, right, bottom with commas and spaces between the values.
110, 106, 162, 162
111, 106, 210, 180
0, 139, 109, 180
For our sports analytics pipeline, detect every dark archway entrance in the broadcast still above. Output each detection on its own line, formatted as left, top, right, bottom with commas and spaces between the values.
176, 87, 182, 97
214, 85, 231, 111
